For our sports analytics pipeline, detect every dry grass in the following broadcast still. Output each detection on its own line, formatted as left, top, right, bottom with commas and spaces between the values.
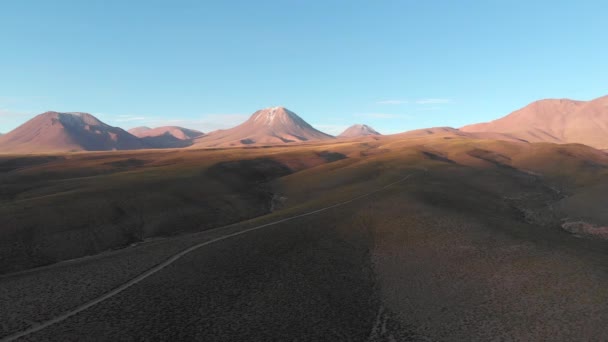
2, 132, 608, 339
1, 133, 607, 275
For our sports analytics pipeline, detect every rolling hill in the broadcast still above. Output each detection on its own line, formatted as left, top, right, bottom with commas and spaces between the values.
2, 129, 607, 274
461, 95, 608, 149
0, 112, 145, 153
129, 126, 205, 148
191, 106, 334, 147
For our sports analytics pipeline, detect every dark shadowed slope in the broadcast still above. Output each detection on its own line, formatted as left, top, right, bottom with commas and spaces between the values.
129, 126, 204, 140
129, 126, 205, 148
192, 106, 334, 147
462, 95, 608, 149
0, 112, 145, 153
339, 124, 381, 137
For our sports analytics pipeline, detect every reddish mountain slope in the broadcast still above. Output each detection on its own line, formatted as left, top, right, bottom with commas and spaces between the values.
461, 96, 608, 149
192, 107, 334, 147
339, 124, 381, 137
388, 127, 529, 145
0, 111, 145, 153
128, 126, 153, 137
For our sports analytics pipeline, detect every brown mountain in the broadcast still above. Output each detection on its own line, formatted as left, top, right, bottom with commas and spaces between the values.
192, 106, 334, 147
129, 126, 205, 148
0, 111, 145, 153
129, 126, 204, 140
461, 95, 608, 150
393, 126, 528, 143
339, 124, 381, 138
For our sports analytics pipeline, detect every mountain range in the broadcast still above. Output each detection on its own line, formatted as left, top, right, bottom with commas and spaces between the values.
0, 111, 144, 153
1, 95, 608, 153
128, 126, 205, 148
0, 107, 338, 153
3, 96, 608, 341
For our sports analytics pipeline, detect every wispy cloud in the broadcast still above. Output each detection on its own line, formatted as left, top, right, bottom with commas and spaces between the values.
416, 106, 442, 111
313, 124, 348, 136
114, 116, 147, 122
415, 98, 452, 105
377, 100, 407, 105
355, 113, 406, 119
0, 109, 28, 118
0, 96, 51, 107
106, 113, 249, 133
377, 98, 453, 105
0, 109, 35, 132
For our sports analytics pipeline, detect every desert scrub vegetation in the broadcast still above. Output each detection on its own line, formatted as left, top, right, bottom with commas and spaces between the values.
0, 147, 354, 274
2, 134, 607, 276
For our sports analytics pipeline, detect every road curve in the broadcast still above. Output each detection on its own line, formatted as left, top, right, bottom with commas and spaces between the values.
2, 174, 413, 342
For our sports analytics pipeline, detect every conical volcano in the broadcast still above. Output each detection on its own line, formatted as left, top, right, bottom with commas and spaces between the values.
193, 107, 334, 147
0, 111, 145, 153
339, 124, 381, 137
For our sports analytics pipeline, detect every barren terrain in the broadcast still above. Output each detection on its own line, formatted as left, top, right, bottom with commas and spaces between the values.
1, 132, 608, 341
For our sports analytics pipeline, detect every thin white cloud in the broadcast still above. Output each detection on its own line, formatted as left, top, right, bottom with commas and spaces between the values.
355, 113, 405, 119
415, 98, 452, 105
377, 100, 407, 105
416, 106, 442, 111
0, 109, 28, 118
106, 113, 249, 133
0, 96, 51, 106
0, 109, 35, 132
313, 124, 348, 136
111, 114, 147, 122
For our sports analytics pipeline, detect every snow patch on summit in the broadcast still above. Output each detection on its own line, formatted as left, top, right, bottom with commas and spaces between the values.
191, 106, 334, 147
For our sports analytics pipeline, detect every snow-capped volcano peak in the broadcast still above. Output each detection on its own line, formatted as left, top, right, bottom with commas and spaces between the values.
192, 106, 334, 147
251, 106, 301, 126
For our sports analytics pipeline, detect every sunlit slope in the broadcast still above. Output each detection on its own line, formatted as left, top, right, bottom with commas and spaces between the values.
462, 95, 608, 150
0, 112, 145, 153
192, 107, 334, 147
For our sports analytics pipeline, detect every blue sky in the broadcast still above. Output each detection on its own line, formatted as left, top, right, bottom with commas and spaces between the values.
1, 0, 607, 135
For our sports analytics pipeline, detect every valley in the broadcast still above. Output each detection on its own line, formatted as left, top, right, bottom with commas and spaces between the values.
3, 2, 607, 340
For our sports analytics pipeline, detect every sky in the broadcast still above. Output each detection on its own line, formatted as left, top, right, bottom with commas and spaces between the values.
1, 0, 607, 135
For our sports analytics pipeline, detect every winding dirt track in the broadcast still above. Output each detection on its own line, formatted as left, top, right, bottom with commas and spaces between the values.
2, 174, 413, 342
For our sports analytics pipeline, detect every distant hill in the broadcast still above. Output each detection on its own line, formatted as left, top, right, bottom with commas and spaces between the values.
192, 106, 334, 147
0, 111, 145, 153
461, 95, 608, 150
128, 126, 153, 137
129, 126, 205, 148
339, 124, 380, 137
391, 126, 527, 143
